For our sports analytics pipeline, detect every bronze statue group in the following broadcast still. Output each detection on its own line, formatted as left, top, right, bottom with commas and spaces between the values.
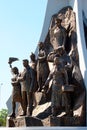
8, 17, 79, 118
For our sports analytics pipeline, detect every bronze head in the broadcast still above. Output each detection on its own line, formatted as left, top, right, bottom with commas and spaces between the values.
30, 52, 35, 61
12, 67, 19, 74
23, 59, 29, 67
38, 42, 44, 49
55, 18, 62, 25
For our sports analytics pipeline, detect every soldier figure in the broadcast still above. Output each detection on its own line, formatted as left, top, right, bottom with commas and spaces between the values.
30, 52, 38, 107
37, 42, 50, 92
18, 69, 27, 116
43, 57, 70, 116
18, 59, 34, 116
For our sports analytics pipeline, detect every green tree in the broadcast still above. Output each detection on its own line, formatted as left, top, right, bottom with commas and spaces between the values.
0, 109, 8, 126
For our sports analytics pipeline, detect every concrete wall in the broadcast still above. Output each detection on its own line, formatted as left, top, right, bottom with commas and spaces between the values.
70, 0, 87, 98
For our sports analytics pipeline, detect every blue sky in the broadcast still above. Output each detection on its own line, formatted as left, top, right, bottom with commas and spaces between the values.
0, 0, 47, 109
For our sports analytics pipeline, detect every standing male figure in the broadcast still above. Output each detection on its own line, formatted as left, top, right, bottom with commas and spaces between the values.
30, 52, 38, 107
18, 59, 34, 116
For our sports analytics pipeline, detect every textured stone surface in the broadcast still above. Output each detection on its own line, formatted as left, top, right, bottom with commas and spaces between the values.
6, 116, 43, 127
50, 116, 83, 126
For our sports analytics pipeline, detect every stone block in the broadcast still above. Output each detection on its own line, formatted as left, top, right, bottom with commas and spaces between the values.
50, 116, 82, 126
6, 116, 43, 127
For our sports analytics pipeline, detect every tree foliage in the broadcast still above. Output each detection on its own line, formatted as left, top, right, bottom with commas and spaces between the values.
0, 109, 8, 126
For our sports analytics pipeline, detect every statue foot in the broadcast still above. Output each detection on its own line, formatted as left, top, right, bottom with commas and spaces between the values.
20, 111, 26, 116
26, 107, 32, 116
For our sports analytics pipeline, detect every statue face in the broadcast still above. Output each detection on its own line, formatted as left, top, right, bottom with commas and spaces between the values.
38, 42, 44, 49
12, 67, 18, 74
23, 60, 28, 67
59, 49, 63, 55
30, 54, 35, 61
55, 19, 61, 26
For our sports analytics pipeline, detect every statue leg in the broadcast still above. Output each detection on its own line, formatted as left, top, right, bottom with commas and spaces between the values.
33, 93, 37, 108
27, 92, 33, 116
37, 77, 42, 92
21, 91, 27, 115
52, 107, 58, 117
63, 93, 72, 116
9, 101, 16, 117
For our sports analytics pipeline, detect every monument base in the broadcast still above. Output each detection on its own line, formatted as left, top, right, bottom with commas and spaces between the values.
50, 116, 85, 126
6, 116, 43, 127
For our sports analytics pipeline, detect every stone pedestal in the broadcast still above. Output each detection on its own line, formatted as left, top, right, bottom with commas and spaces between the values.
6, 116, 43, 127
50, 116, 85, 126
